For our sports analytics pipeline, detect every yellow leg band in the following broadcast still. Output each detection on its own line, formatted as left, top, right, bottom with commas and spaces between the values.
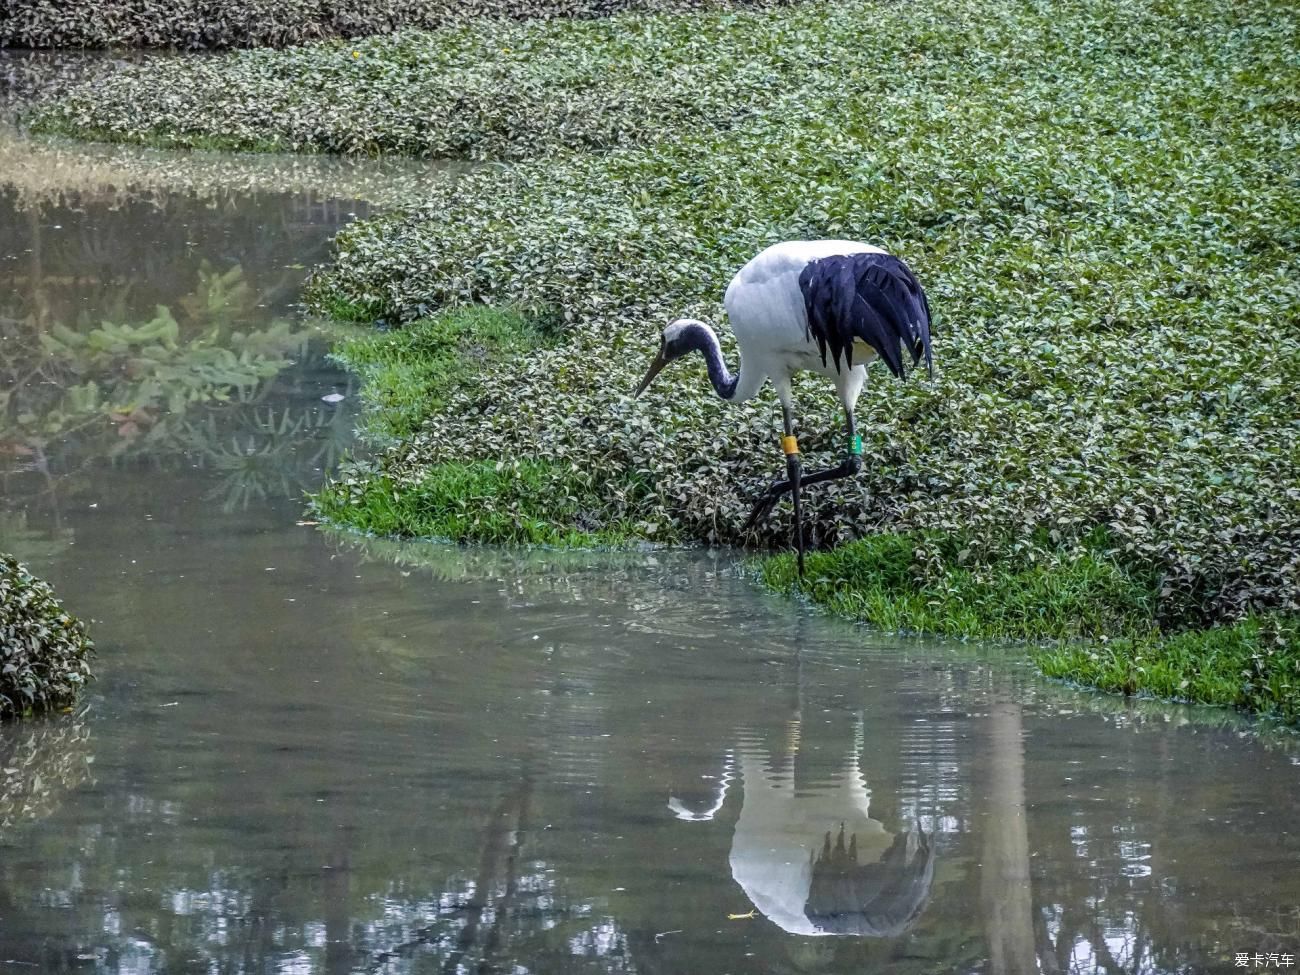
781, 435, 800, 456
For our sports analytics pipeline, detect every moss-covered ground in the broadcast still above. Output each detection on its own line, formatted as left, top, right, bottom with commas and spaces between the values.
30, 0, 1300, 717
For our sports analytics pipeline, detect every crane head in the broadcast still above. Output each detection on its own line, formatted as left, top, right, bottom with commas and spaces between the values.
633, 319, 704, 397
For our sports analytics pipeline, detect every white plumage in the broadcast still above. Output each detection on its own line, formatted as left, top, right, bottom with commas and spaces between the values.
635, 239, 934, 571
721, 239, 887, 413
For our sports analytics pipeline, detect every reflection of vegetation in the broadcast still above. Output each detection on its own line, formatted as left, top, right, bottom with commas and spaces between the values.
1023, 673, 1294, 748
0, 555, 94, 718
0, 257, 367, 524
324, 526, 672, 586
2, 264, 300, 454
0, 125, 394, 522
180, 401, 352, 511
0, 530, 1290, 972
0, 706, 93, 827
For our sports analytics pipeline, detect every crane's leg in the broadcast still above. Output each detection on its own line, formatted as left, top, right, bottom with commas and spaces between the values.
744, 412, 863, 533
742, 406, 806, 575
785, 407, 806, 578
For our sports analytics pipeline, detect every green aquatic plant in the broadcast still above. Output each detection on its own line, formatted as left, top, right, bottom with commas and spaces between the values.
0, 554, 94, 718
297, 0, 1297, 624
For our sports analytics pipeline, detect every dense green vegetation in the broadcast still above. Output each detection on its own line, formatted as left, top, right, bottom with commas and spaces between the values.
30, 19, 785, 158
0, 554, 94, 718
307, 0, 1299, 627
1, 0, 779, 51
32, 0, 1300, 713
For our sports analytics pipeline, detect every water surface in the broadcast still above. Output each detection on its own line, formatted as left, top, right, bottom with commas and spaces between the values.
1, 106, 1298, 975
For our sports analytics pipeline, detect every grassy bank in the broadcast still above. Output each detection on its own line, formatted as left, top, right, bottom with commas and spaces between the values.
32, 0, 1300, 713
1036, 614, 1300, 722
311, 307, 650, 544
759, 533, 1159, 643
761, 537, 1299, 721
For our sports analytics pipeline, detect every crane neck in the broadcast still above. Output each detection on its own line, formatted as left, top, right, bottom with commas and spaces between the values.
684, 322, 762, 402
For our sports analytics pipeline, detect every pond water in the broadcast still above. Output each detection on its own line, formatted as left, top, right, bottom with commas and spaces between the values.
1, 100, 1299, 975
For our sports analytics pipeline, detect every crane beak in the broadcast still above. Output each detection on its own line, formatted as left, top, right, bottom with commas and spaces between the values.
633, 347, 670, 398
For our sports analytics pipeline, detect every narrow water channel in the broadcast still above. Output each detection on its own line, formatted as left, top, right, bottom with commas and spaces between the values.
0, 104, 1297, 974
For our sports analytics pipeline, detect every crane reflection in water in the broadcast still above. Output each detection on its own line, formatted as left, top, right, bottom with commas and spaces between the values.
668, 713, 935, 937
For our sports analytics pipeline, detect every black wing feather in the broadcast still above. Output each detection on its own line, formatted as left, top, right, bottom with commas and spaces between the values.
798, 252, 935, 380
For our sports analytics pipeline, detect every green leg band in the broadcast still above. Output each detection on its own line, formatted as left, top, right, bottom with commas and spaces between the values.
850, 434, 863, 456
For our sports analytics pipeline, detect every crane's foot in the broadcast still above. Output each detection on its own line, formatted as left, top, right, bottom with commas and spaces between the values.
743, 479, 792, 530
742, 456, 864, 531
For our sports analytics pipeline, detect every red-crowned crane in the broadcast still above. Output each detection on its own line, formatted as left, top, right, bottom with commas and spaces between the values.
634, 240, 934, 575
